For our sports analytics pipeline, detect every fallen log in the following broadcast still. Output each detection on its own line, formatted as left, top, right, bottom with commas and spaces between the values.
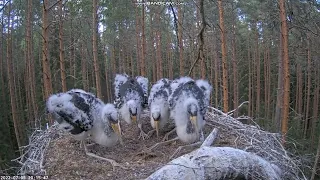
146, 146, 282, 180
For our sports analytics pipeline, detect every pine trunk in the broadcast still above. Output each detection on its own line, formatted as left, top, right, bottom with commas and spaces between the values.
25, 0, 34, 125
135, 3, 140, 77
275, 33, 283, 132
255, 22, 260, 118
42, 0, 53, 105
168, 32, 173, 79
304, 36, 311, 139
311, 65, 319, 144
141, 3, 146, 76
28, 0, 38, 123
311, 135, 320, 180
7, 1, 22, 153
266, 46, 271, 119
81, 43, 88, 91
178, 6, 184, 76
280, 0, 290, 143
218, 0, 228, 113
156, 9, 163, 79
213, 32, 219, 107
92, 0, 102, 98
231, 11, 238, 117
248, 41, 252, 117
59, 0, 67, 92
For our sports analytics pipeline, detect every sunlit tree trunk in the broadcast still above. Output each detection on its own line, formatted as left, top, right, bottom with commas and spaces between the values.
218, 0, 228, 113
92, 0, 102, 98
280, 0, 290, 143
59, 0, 67, 92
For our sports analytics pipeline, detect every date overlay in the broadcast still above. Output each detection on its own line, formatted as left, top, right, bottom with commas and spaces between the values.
1, 176, 49, 180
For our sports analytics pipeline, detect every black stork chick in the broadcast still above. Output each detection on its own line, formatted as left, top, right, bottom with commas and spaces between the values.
148, 78, 174, 138
166, 77, 213, 158
169, 77, 212, 143
114, 73, 150, 140
46, 89, 125, 170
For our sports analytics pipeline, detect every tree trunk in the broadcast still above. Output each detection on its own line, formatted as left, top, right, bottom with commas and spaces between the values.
28, 0, 38, 124
255, 21, 260, 118
178, 5, 184, 76
218, 0, 228, 113
264, 41, 268, 119
156, 8, 163, 79
266, 45, 271, 120
42, 0, 53, 107
135, 3, 140, 77
25, 0, 33, 125
311, 135, 320, 180
311, 65, 319, 145
92, 0, 102, 98
69, 19, 74, 85
213, 31, 219, 107
59, 0, 67, 92
303, 35, 311, 139
295, 63, 303, 128
275, 32, 284, 132
198, 0, 206, 79
6, 0, 22, 153
104, 48, 110, 101
279, 0, 290, 143
141, 2, 146, 76
231, 6, 238, 117
248, 40, 252, 117
81, 43, 88, 91
168, 33, 173, 79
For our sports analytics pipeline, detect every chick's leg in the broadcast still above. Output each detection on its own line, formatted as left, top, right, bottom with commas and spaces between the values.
138, 123, 149, 140
162, 127, 176, 141
81, 141, 127, 171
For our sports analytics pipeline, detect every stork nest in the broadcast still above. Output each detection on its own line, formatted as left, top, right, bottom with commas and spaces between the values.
13, 107, 306, 179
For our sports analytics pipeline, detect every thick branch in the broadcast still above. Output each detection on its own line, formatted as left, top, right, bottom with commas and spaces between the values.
147, 147, 282, 180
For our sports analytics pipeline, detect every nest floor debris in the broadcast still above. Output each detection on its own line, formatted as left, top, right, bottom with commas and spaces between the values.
15, 108, 306, 180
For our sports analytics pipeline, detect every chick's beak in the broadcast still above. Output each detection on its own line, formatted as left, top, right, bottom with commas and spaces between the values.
154, 120, 159, 137
190, 116, 198, 129
111, 123, 123, 145
131, 115, 137, 123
